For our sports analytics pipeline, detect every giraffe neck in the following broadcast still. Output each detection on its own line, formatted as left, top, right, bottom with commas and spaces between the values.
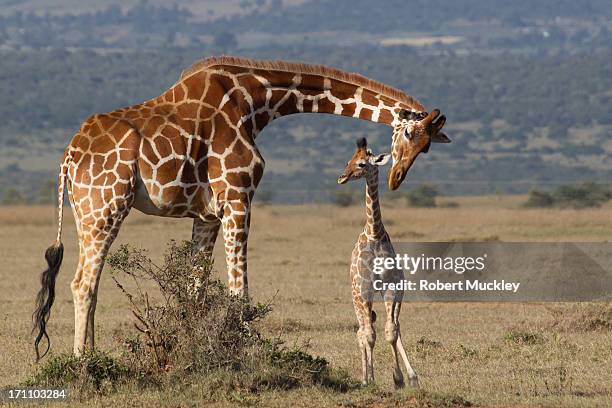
186, 62, 421, 137
240, 71, 402, 136
364, 168, 384, 239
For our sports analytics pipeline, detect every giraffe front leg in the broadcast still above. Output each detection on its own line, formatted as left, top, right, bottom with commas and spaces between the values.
221, 201, 251, 296
192, 218, 221, 255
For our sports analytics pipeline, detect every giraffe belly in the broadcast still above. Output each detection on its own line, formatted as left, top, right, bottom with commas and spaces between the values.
132, 173, 170, 216
132, 170, 218, 218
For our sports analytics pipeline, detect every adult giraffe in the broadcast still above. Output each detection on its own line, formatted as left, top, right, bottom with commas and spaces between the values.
33, 56, 449, 359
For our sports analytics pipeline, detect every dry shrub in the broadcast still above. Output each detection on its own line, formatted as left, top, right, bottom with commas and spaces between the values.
106, 240, 353, 394
547, 303, 612, 333
107, 241, 262, 374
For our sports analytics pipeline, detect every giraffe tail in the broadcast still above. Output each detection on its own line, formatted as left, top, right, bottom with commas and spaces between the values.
33, 150, 70, 360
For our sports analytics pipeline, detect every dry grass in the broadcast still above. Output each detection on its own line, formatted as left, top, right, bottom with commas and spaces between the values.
1, 196, 611, 407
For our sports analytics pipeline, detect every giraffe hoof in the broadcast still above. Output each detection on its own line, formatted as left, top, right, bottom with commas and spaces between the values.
408, 375, 420, 389
393, 369, 405, 389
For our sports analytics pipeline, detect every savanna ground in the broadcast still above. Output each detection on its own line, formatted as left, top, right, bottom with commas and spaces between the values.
0, 196, 611, 407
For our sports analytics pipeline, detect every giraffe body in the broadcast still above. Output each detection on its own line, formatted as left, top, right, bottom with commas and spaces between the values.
338, 137, 419, 388
33, 56, 449, 358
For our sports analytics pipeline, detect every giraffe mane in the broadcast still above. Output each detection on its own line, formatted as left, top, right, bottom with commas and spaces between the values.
181, 55, 425, 111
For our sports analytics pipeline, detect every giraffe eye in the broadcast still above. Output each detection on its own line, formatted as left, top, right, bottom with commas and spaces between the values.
357, 162, 366, 168
404, 127, 413, 140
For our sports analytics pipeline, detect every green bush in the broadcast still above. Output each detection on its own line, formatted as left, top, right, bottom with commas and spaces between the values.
523, 182, 611, 209
553, 182, 610, 209
25, 350, 129, 392
332, 189, 357, 207
524, 188, 554, 208
406, 184, 438, 208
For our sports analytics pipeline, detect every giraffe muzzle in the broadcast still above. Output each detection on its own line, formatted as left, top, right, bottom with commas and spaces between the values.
388, 155, 417, 191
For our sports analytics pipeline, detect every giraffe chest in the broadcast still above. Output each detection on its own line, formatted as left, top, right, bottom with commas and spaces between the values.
354, 235, 394, 259
351, 234, 404, 298
351, 234, 396, 273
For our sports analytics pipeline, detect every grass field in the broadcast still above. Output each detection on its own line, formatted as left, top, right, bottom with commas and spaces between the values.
0, 197, 611, 407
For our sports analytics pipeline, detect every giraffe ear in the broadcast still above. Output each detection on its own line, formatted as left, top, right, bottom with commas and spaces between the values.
369, 153, 391, 166
432, 131, 451, 143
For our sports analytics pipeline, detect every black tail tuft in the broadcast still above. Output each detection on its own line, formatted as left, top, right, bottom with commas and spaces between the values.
33, 243, 64, 361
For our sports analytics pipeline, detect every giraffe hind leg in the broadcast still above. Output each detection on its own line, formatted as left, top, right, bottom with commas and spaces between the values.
67, 116, 141, 354
384, 300, 405, 389
71, 195, 132, 355
353, 289, 376, 385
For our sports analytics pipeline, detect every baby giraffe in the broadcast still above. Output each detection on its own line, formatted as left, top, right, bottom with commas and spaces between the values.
337, 137, 419, 388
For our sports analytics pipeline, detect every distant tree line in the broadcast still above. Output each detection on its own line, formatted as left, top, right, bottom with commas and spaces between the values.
2, 45, 612, 138
524, 182, 612, 209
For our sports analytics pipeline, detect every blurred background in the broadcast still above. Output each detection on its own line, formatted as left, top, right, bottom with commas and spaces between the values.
1, 0, 611, 204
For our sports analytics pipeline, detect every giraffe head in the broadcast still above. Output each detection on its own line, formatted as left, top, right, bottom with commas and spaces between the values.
388, 108, 450, 190
337, 137, 391, 184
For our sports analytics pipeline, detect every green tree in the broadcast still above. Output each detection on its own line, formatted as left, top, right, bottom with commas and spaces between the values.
406, 184, 438, 208
2, 188, 27, 205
